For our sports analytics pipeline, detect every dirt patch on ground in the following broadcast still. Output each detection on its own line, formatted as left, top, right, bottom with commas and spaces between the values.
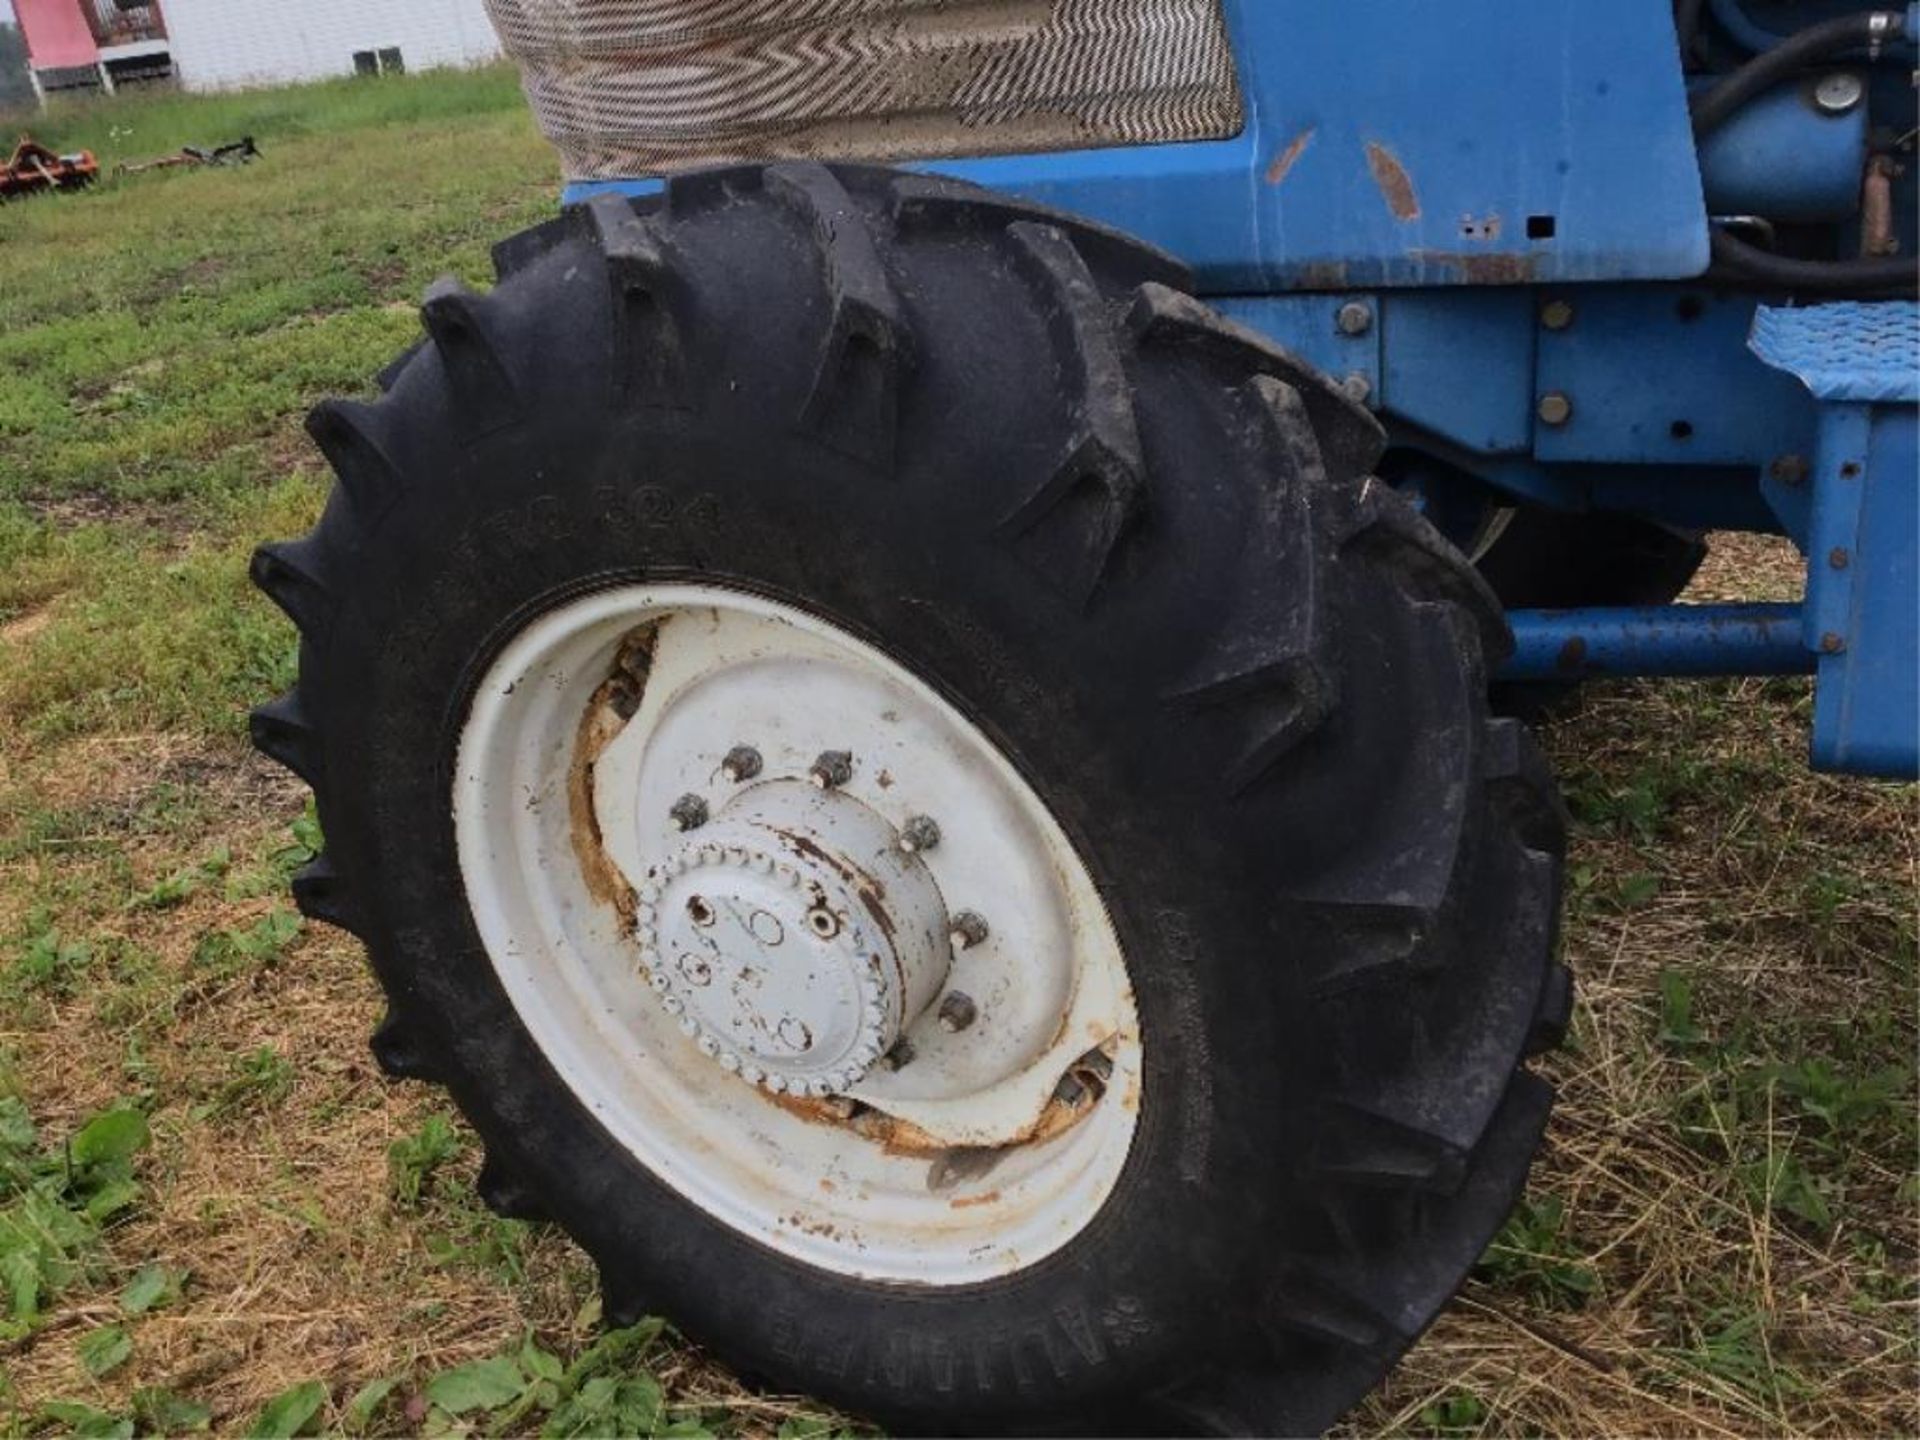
0, 609, 54, 648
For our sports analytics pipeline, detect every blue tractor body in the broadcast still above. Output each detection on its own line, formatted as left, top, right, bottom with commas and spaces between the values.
558, 0, 1919, 778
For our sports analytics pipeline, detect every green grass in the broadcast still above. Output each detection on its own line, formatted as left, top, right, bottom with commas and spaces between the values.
0, 64, 1913, 1440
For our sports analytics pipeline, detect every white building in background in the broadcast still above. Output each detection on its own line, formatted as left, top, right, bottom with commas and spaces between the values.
161, 0, 500, 90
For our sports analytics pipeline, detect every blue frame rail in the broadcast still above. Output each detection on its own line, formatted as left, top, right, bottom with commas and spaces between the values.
1503, 604, 1810, 680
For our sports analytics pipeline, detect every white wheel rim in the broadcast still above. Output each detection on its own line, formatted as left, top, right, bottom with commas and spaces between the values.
453, 583, 1142, 1284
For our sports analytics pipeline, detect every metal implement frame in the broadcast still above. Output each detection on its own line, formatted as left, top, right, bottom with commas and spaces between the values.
562, 0, 1918, 777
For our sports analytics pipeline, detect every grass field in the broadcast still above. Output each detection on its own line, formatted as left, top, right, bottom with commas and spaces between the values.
0, 66, 1914, 1438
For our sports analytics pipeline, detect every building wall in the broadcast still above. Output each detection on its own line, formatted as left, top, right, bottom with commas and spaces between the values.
163, 0, 499, 91
15, 0, 100, 70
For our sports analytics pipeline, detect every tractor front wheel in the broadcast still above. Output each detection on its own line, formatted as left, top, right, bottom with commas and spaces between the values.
252, 166, 1569, 1436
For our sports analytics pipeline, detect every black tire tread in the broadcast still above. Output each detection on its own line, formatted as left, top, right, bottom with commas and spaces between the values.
253, 163, 1566, 1438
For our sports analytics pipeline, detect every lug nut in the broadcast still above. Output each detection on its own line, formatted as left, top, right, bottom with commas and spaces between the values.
899, 815, 941, 853
948, 911, 990, 951
809, 750, 854, 789
937, 992, 977, 1033
721, 745, 762, 783
1540, 298, 1575, 331
1537, 391, 1573, 427
1335, 301, 1373, 336
1341, 372, 1373, 403
880, 1039, 916, 1071
669, 793, 709, 831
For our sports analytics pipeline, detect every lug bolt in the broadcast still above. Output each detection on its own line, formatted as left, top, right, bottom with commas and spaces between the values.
1341, 372, 1373, 403
1540, 298, 1575, 331
1052, 1072, 1090, 1108
1537, 391, 1573, 427
809, 750, 854, 789
669, 793, 709, 831
1829, 547, 1851, 570
948, 911, 990, 951
1813, 72, 1865, 115
1335, 301, 1373, 336
721, 745, 762, 783
937, 992, 977, 1033
899, 815, 941, 853
880, 1038, 916, 1071
1821, 632, 1847, 654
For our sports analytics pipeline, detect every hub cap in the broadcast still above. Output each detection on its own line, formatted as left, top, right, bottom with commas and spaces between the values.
638, 782, 952, 1096
453, 583, 1141, 1283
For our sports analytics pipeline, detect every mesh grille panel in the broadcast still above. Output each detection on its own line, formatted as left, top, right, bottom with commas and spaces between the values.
485, 0, 1243, 180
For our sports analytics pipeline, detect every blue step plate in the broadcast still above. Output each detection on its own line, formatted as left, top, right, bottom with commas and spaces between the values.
1751, 301, 1918, 778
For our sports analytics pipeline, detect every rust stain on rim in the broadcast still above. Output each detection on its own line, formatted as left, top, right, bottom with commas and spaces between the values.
1265, 126, 1316, 186
1364, 141, 1421, 221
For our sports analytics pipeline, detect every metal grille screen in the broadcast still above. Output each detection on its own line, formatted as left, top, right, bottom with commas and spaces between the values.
485, 0, 1244, 180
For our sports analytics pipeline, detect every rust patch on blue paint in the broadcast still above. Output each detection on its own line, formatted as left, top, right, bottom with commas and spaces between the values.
1265, 127, 1316, 186
1364, 141, 1420, 221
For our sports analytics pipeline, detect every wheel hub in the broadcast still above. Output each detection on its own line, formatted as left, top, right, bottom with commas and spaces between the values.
636, 780, 952, 1097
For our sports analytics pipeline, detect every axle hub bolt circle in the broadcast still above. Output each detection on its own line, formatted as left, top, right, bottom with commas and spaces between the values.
809, 750, 854, 789
669, 793, 709, 831
899, 815, 941, 853
639, 780, 954, 1096
721, 745, 763, 783
948, 911, 990, 951
937, 992, 978, 1033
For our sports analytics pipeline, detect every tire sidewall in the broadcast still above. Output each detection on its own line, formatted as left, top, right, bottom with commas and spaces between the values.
314, 414, 1298, 1429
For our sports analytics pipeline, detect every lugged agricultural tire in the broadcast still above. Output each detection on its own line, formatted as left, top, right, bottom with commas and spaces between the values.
251, 165, 1570, 1437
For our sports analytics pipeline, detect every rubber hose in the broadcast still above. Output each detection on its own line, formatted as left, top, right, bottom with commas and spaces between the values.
1709, 228, 1918, 291
1692, 10, 1916, 293
1675, 0, 1709, 63
1704, 0, 1918, 58
1690, 11, 1904, 136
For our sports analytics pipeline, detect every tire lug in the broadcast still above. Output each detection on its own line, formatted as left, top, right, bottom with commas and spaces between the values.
899, 814, 941, 853
721, 745, 762, 782
936, 992, 977, 1033
948, 911, 989, 951
668, 793, 709, 831
808, 750, 854, 788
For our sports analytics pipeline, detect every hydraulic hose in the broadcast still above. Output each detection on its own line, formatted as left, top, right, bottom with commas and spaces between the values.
1675, 0, 1709, 61
1690, 10, 1905, 135
1708, 228, 1917, 290
1691, 9, 1917, 293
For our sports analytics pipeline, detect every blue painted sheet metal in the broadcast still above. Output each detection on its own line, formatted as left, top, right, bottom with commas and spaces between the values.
566, 0, 1710, 293
1696, 79, 1867, 224
1749, 302, 1920, 404
1742, 302, 1919, 778
1377, 291, 1538, 455
1534, 289, 1816, 467
1502, 604, 1811, 680
932, 0, 1709, 292
1807, 407, 1919, 778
